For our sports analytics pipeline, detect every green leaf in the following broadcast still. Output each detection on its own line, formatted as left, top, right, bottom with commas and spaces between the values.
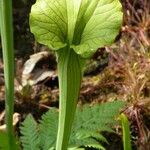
73, 101, 125, 132
30, 0, 123, 58
120, 113, 132, 150
70, 101, 125, 148
72, 0, 123, 58
20, 114, 40, 150
30, 0, 68, 50
68, 148, 84, 150
85, 144, 105, 150
39, 108, 58, 150
75, 130, 108, 144
20, 101, 124, 149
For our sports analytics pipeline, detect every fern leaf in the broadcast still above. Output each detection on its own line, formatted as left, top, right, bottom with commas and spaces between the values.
75, 129, 108, 143
39, 108, 58, 150
37, 101, 124, 149
74, 101, 124, 131
70, 101, 125, 148
68, 147, 85, 150
20, 114, 40, 150
85, 144, 105, 150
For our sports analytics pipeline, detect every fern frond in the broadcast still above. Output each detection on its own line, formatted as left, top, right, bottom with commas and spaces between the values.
70, 133, 100, 146
23, 101, 124, 150
75, 129, 108, 143
39, 108, 58, 150
74, 101, 124, 131
70, 101, 125, 148
20, 114, 40, 150
68, 147, 84, 150
85, 144, 105, 150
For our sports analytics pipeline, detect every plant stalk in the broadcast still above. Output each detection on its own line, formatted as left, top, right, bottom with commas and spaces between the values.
0, 0, 15, 149
120, 113, 132, 150
56, 47, 83, 150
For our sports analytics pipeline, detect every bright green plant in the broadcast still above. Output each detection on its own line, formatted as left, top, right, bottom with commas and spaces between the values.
20, 115, 40, 150
120, 113, 132, 150
20, 101, 125, 150
30, 0, 123, 149
0, 0, 18, 149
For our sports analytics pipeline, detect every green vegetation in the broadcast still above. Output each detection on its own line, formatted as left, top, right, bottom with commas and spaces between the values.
20, 101, 125, 150
120, 113, 132, 150
1, 0, 149, 150
0, 0, 17, 149
30, 0, 123, 149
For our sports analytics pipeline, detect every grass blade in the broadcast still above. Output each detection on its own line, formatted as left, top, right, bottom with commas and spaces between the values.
120, 113, 132, 150
0, 0, 16, 149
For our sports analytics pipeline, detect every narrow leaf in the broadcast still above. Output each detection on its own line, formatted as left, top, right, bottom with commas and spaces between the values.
120, 113, 132, 150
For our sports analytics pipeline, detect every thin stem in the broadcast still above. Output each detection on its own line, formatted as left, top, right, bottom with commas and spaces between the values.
120, 113, 132, 150
56, 47, 83, 150
0, 0, 15, 149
